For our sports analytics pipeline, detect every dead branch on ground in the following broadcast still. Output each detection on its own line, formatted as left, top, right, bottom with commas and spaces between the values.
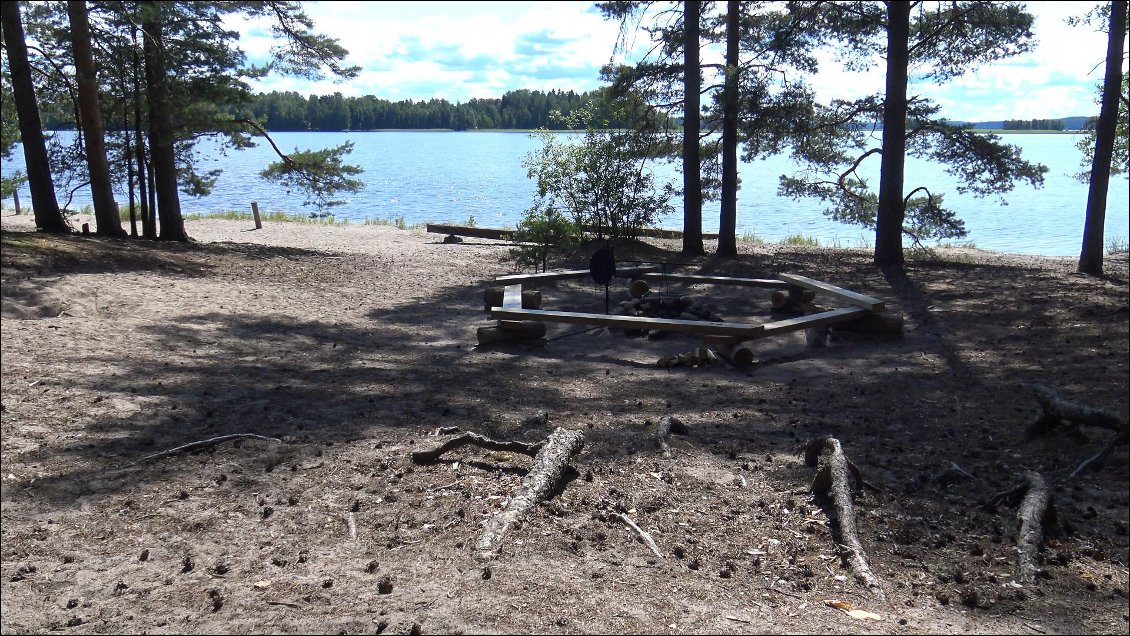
1026, 386, 1128, 479
124, 434, 281, 467
616, 512, 664, 560
475, 427, 585, 561
988, 471, 1057, 584
411, 431, 543, 464
805, 436, 886, 601
1027, 385, 1124, 438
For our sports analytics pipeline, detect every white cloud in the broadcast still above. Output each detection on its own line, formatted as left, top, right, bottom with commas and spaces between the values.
779, 1, 1115, 121
237, 0, 1121, 120
241, 1, 621, 102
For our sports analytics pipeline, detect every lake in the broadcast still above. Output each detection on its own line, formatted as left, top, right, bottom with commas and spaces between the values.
5, 130, 1128, 257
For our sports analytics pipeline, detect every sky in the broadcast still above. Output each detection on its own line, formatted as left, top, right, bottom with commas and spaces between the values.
238, 1, 1122, 123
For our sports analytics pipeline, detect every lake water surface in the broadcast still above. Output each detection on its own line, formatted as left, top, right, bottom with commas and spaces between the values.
7, 130, 1128, 257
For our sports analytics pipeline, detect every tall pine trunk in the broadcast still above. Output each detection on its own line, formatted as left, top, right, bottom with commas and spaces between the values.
1078, 0, 1127, 276
131, 22, 154, 239
682, 0, 704, 256
1, 2, 68, 233
67, 0, 125, 237
141, 1, 187, 241
875, 1, 911, 268
716, 0, 740, 258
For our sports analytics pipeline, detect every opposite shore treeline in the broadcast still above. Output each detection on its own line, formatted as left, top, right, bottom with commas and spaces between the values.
39, 87, 1094, 133
39, 88, 601, 133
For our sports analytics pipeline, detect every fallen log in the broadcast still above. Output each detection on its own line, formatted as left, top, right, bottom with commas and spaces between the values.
1027, 385, 1125, 438
770, 287, 816, 310
988, 471, 1057, 584
805, 437, 886, 601
1026, 386, 1128, 478
831, 312, 905, 336
476, 427, 585, 560
476, 321, 547, 346
717, 342, 756, 370
655, 414, 688, 458
483, 287, 542, 312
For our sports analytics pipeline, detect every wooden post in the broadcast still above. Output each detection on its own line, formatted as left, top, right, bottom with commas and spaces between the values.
251, 201, 262, 229
12, 190, 21, 215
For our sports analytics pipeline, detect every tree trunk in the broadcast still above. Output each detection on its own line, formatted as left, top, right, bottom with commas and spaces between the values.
681, 0, 704, 256
716, 0, 740, 258
141, 1, 187, 242
1078, 0, 1127, 276
67, 0, 126, 238
130, 21, 154, 240
875, 1, 911, 268
1, 2, 68, 233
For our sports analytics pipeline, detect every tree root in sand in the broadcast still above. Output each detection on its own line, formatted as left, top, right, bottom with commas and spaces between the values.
655, 414, 688, 458
805, 436, 886, 601
411, 426, 585, 562
123, 434, 281, 467
988, 471, 1058, 584
410, 431, 544, 464
1026, 385, 1128, 479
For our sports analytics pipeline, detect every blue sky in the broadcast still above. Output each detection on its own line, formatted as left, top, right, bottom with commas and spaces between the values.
238, 1, 1122, 122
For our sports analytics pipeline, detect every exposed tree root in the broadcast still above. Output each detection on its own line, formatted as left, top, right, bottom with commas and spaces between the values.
411, 431, 543, 464
1027, 385, 1124, 438
1070, 431, 1130, 480
655, 414, 688, 458
124, 434, 281, 467
988, 471, 1057, 584
475, 427, 585, 561
805, 437, 886, 601
1026, 385, 1128, 478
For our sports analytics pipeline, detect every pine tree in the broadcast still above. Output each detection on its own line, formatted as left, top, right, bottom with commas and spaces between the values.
782, 1, 1048, 267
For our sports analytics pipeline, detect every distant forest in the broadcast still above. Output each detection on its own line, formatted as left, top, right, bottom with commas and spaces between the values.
1001, 118, 1067, 130
246, 88, 596, 131
242, 91, 1092, 133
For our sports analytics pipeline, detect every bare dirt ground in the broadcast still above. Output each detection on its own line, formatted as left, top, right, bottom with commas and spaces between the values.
1, 211, 1128, 635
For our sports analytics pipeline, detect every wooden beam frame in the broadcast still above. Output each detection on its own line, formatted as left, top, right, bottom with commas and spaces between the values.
639, 272, 794, 290
496, 265, 660, 285
777, 273, 885, 312
490, 307, 767, 339
701, 307, 871, 345
479, 269, 889, 364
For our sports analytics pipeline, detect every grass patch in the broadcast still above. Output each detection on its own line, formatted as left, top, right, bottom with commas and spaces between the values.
781, 233, 820, 247
739, 230, 765, 245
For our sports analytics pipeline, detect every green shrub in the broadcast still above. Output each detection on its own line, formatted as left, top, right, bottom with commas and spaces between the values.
509, 202, 580, 272
523, 105, 675, 242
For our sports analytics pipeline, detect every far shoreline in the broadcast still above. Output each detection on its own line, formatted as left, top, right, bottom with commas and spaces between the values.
2, 208, 1106, 264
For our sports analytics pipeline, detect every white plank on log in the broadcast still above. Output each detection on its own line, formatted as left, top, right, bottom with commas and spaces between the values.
701, 307, 871, 346
777, 273, 885, 312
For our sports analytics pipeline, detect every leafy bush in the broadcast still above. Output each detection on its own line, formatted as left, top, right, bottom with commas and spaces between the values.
509, 202, 580, 272
522, 106, 675, 242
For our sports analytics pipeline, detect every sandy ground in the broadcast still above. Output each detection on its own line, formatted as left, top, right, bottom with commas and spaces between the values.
1, 211, 1128, 635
